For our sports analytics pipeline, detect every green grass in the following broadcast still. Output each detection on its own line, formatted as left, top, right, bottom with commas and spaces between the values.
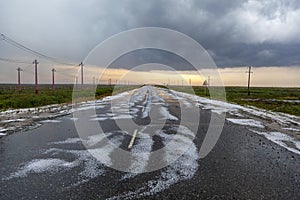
1, 84, 299, 116
169, 86, 300, 116
225, 87, 300, 116
0, 84, 138, 110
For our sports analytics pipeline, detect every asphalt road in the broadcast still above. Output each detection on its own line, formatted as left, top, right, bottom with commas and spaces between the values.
0, 86, 299, 199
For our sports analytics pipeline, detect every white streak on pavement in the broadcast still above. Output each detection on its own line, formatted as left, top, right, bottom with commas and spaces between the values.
226, 118, 265, 128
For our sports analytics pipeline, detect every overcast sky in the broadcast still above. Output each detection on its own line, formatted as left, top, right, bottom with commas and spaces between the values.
1, 0, 300, 85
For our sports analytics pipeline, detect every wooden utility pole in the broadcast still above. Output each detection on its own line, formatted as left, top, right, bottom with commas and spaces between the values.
17, 67, 22, 94
246, 66, 253, 96
75, 76, 78, 88
79, 62, 84, 90
206, 76, 211, 96
51, 68, 56, 92
33, 59, 39, 95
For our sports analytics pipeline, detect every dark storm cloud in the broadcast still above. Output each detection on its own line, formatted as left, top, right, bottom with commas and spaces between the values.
1, 0, 300, 72
108, 49, 195, 71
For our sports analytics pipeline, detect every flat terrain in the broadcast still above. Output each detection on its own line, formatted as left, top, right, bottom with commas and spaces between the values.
1, 84, 300, 116
170, 86, 300, 116
0, 86, 299, 199
0, 84, 135, 110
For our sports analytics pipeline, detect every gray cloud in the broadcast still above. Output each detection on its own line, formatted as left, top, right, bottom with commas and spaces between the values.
108, 49, 195, 71
1, 0, 300, 75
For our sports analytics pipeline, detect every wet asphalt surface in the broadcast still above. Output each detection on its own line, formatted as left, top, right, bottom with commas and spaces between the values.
0, 86, 299, 199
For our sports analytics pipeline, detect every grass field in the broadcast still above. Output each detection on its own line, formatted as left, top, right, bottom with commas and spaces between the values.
169, 86, 300, 116
0, 84, 137, 110
1, 84, 300, 116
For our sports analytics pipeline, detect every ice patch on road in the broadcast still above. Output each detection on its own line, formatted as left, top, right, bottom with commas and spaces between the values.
44, 148, 106, 186
40, 119, 61, 123
227, 118, 265, 128
111, 115, 133, 120
88, 134, 124, 166
70, 102, 106, 113
171, 89, 300, 126
130, 87, 148, 104
50, 137, 82, 145
201, 104, 234, 115
168, 88, 300, 151
152, 88, 165, 103
144, 126, 198, 196
251, 130, 300, 155
49, 132, 113, 148
84, 133, 113, 147
144, 144, 198, 196
122, 132, 153, 179
89, 117, 108, 121
3, 132, 123, 186
1, 119, 26, 123
159, 107, 178, 121
141, 88, 152, 119
3, 158, 77, 180
182, 99, 193, 108
69, 117, 78, 121
0, 127, 8, 133
282, 127, 300, 132
109, 125, 198, 200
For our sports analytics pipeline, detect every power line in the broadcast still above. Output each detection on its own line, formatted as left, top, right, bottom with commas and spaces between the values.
1, 34, 93, 87
56, 70, 76, 78
1, 34, 55, 61
0, 33, 77, 66
23, 63, 34, 70
0, 57, 32, 64
22, 68, 33, 74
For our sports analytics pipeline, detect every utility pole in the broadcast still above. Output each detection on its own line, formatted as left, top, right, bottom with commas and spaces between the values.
189, 78, 192, 86
93, 76, 95, 87
79, 62, 84, 90
75, 76, 78, 88
246, 66, 253, 96
108, 78, 111, 86
205, 76, 211, 96
17, 67, 22, 94
51, 68, 56, 93
33, 59, 39, 95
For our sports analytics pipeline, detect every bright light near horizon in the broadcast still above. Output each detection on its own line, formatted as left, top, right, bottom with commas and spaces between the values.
0, 63, 299, 87
78, 66, 300, 87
